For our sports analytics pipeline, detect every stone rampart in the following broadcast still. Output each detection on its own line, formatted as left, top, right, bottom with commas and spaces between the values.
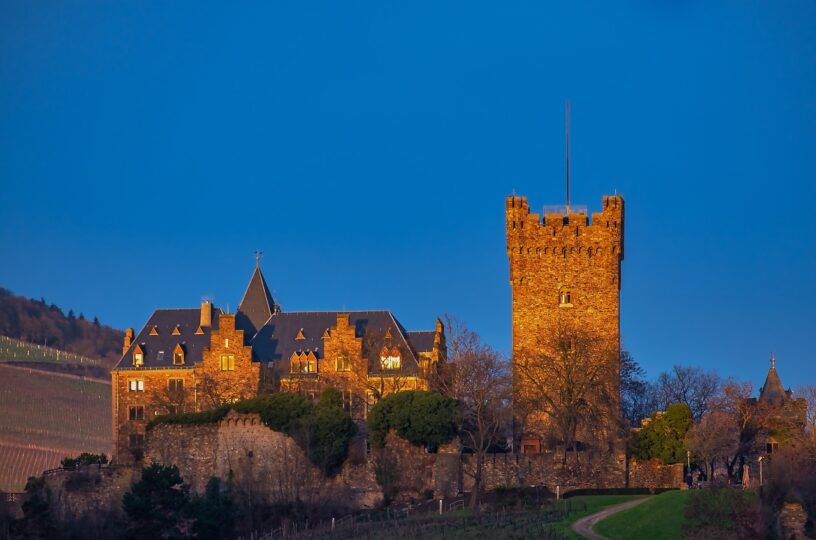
144, 410, 382, 509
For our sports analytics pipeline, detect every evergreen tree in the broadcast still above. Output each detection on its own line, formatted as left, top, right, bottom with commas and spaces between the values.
190, 477, 237, 540
122, 464, 191, 539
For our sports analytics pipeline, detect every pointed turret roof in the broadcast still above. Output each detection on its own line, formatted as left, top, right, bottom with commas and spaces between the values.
236, 261, 277, 337
759, 354, 786, 407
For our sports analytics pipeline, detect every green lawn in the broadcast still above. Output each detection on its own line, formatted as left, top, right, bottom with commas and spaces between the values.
594, 490, 690, 540
556, 495, 645, 540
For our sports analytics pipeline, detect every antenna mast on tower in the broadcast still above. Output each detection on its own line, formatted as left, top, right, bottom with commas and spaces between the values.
565, 99, 571, 214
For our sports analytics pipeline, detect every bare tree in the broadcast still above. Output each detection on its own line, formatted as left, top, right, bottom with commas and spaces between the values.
438, 315, 511, 509
685, 409, 740, 480
714, 380, 769, 478
514, 322, 620, 460
196, 372, 257, 410
620, 350, 656, 427
654, 365, 720, 421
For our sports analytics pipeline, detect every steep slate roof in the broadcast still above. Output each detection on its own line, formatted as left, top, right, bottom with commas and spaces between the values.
113, 308, 221, 371
406, 331, 436, 354
759, 359, 787, 407
236, 264, 277, 337
252, 311, 434, 379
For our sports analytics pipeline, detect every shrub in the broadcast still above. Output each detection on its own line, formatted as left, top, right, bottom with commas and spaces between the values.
367, 390, 459, 449
60, 452, 108, 470
682, 486, 766, 539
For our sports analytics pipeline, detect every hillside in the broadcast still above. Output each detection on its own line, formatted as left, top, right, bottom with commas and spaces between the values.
0, 288, 124, 367
0, 363, 111, 492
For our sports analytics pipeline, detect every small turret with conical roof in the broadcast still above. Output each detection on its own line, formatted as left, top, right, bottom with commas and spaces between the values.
759, 353, 788, 407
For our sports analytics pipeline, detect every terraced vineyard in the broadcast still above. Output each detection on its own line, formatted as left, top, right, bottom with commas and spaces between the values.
0, 363, 111, 491
0, 335, 101, 366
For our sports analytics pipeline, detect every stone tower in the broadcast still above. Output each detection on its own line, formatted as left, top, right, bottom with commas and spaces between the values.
506, 194, 624, 451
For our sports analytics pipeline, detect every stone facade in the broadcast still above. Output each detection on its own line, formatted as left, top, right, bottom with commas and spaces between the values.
506, 194, 624, 446
111, 367, 196, 462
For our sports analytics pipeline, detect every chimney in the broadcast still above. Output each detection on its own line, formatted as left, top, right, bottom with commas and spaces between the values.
200, 300, 212, 328
122, 328, 134, 355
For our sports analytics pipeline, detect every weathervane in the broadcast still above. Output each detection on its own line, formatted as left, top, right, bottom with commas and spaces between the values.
770, 353, 776, 369
255, 249, 263, 267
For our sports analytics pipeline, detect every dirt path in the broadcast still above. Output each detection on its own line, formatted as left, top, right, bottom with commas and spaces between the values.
571, 497, 651, 540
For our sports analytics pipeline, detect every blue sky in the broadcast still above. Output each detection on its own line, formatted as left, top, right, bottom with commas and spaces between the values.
1, 2, 814, 389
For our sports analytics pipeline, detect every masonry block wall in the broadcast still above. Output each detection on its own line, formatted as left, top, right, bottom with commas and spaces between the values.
197, 314, 259, 408
506, 195, 624, 444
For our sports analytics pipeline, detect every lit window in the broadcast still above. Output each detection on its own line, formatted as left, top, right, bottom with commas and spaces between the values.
380, 346, 401, 370
224, 338, 229, 349
173, 346, 184, 365
168, 379, 184, 392
129, 380, 144, 392
128, 406, 144, 421
336, 355, 351, 372
303, 352, 317, 373
220, 354, 235, 371
559, 288, 573, 307
133, 348, 144, 366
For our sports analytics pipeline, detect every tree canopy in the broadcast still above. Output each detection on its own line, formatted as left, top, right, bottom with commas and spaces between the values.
632, 402, 693, 464
367, 390, 459, 449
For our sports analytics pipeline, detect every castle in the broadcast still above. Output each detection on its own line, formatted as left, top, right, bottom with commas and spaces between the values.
506, 194, 624, 452
111, 261, 445, 463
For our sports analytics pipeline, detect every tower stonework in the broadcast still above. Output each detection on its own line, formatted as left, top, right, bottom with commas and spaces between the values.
506, 194, 624, 450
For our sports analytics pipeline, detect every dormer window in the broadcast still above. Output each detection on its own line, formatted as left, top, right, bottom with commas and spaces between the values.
172, 325, 181, 336
173, 344, 185, 365
559, 288, 573, 307
157, 351, 165, 362
133, 345, 144, 366
149, 326, 159, 336
380, 346, 401, 370
296, 329, 306, 340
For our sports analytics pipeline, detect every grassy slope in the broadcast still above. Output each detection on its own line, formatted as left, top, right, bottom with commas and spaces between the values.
594, 490, 690, 540
0, 364, 110, 491
557, 495, 645, 540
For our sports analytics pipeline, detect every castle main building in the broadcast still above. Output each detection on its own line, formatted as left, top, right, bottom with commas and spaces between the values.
506, 194, 624, 452
111, 262, 445, 463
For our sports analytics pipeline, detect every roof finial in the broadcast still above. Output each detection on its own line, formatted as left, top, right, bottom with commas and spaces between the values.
255, 249, 263, 268
770, 353, 776, 369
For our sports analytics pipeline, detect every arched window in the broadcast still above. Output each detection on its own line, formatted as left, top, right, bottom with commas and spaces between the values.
559, 288, 573, 307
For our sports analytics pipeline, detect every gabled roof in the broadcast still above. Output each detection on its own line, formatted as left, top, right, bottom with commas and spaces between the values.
252, 311, 431, 379
759, 356, 787, 407
113, 308, 221, 371
237, 263, 277, 337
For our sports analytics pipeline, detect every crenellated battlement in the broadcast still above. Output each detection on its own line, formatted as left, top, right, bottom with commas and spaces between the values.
506, 194, 624, 262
